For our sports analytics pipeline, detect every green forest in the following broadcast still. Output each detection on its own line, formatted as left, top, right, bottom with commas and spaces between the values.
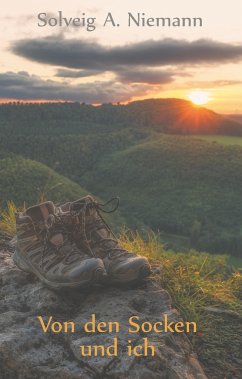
0, 99, 242, 378
1, 99, 242, 257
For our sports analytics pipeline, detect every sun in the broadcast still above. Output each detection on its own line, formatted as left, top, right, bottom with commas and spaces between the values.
188, 91, 211, 106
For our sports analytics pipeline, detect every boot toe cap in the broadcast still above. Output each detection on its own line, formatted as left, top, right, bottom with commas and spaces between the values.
62, 258, 106, 286
109, 256, 151, 283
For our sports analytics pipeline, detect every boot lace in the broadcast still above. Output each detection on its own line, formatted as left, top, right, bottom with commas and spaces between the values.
71, 197, 130, 259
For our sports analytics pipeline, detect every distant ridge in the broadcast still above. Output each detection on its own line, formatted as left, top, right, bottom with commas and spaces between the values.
124, 98, 242, 135
0, 98, 242, 136
223, 114, 242, 124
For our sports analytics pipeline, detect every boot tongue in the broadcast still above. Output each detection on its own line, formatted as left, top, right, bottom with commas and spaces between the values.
82, 197, 116, 243
88, 211, 116, 248
70, 195, 100, 220
71, 195, 95, 213
26, 201, 55, 222
26, 202, 66, 247
71, 195, 118, 250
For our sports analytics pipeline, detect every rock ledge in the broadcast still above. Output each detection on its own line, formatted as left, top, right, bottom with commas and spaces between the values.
0, 239, 207, 379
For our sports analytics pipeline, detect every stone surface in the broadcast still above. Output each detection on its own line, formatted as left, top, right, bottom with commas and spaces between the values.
0, 236, 208, 379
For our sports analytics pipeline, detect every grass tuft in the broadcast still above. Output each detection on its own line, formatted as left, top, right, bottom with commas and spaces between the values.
0, 201, 21, 236
119, 230, 242, 378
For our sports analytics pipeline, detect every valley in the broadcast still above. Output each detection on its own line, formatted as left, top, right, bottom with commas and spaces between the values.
1, 99, 242, 257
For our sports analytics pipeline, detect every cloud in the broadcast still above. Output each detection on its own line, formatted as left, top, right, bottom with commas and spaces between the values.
185, 80, 242, 88
56, 66, 175, 84
0, 71, 151, 103
116, 68, 174, 84
12, 36, 242, 71
55, 68, 103, 78
7, 37, 242, 102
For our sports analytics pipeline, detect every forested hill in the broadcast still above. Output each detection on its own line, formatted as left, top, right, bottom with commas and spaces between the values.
0, 98, 241, 136
1, 99, 242, 257
1, 99, 241, 379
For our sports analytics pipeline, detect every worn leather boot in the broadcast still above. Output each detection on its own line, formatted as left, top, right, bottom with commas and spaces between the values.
14, 201, 106, 289
57, 196, 151, 284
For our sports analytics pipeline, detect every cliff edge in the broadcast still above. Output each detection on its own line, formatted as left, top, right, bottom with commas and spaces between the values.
0, 235, 207, 379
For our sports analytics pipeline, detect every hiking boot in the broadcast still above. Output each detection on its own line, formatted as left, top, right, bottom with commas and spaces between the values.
13, 201, 106, 289
57, 196, 151, 284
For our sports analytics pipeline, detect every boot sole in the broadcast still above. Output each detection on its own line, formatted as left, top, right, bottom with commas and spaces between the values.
13, 249, 106, 289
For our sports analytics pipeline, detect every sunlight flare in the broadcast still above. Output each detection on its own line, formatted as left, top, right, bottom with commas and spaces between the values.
188, 91, 211, 105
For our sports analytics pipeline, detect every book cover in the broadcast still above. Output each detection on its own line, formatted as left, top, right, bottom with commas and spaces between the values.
0, 1, 241, 378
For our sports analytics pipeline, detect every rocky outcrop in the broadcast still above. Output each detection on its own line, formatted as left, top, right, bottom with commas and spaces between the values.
0, 236, 207, 379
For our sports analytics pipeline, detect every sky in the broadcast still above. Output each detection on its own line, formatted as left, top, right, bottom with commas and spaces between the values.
0, 0, 242, 113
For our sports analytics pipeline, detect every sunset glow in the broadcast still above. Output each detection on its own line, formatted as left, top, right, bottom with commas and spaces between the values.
0, 1, 242, 112
188, 91, 211, 106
